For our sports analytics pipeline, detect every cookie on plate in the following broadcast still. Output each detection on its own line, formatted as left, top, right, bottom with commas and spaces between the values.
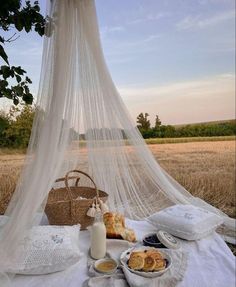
142, 255, 156, 272
145, 249, 165, 271
128, 252, 145, 270
154, 259, 166, 271
146, 249, 163, 260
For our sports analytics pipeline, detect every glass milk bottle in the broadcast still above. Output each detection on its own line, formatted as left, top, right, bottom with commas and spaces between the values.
90, 212, 106, 259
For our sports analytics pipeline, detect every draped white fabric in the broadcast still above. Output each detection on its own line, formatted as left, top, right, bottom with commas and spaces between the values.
0, 0, 235, 284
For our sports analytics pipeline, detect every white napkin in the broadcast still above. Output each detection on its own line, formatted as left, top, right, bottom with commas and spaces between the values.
83, 239, 188, 287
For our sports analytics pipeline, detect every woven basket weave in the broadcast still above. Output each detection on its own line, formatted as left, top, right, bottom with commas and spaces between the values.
45, 170, 108, 229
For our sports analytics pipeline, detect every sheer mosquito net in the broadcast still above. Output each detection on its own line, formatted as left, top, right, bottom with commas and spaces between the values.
0, 0, 235, 284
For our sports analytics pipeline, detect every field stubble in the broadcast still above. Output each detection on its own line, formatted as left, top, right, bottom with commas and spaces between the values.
0, 141, 235, 244
0, 140, 235, 218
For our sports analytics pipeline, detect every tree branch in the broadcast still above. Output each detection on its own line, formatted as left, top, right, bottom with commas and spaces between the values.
5, 33, 20, 43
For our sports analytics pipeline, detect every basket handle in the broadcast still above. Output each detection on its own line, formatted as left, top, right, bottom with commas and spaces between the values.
64, 170, 99, 202
55, 176, 80, 186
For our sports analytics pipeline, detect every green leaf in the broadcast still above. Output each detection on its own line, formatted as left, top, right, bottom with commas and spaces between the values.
1, 66, 11, 79
23, 93, 33, 104
24, 85, 30, 94
0, 45, 9, 65
3, 89, 12, 99
10, 69, 15, 78
15, 17, 24, 31
35, 23, 45, 36
25, 76, 32, 83
0, 80, 8, 89
16, 75, 21, 83
13, 85, 24, 95
14, 66, 26, 75
34, 4, 40, 12
24, 20, 31, 33
13, 97, 19, 105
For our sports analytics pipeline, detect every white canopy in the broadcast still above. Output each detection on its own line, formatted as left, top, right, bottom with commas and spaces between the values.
0, 0, 235, 284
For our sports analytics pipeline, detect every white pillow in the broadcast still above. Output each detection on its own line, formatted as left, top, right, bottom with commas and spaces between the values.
7, 225, 82, 275
147, 204, 223, 240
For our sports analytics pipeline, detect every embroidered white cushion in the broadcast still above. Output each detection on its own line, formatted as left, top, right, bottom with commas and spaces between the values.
6, 225, 82, 275
147, 204, 223, 240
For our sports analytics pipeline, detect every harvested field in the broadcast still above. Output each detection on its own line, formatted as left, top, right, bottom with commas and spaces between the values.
145, 135, 235, 144
0, 140, 235, 253
0, 141, 235, 217
152, 141, 235, 219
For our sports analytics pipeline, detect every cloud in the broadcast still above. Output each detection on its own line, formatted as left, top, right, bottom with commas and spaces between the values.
119, 33, 161, 48
176, 10, 235, 30
105, 26, 124, 32
143, 34, 161, 43
118, 74, 235, 125
128, 12, 171, 25
100, 25, 125, 38
103, 33, 161, 63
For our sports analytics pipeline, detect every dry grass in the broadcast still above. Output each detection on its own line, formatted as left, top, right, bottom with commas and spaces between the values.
145, 135, 235, 144
0, 153, 23, 214
0, 141, 235, 251
150, 141, 236, 219
0, 140, 235, 217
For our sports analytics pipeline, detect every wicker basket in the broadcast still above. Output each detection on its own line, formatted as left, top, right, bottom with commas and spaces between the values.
45, 170, 108, 229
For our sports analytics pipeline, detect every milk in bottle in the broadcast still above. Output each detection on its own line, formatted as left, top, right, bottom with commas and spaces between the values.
90, 212, 106, 259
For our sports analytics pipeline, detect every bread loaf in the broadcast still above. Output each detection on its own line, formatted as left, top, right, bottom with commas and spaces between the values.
103, 212, 136, 242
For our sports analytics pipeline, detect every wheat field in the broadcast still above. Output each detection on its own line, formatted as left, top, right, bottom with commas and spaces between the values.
153, 141, 235, 218
0, 140, 235, 218
0, 140, 235, 252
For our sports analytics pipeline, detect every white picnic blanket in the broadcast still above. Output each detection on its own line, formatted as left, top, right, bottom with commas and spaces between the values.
11, 218, 235, 287
85, 240, 188, 287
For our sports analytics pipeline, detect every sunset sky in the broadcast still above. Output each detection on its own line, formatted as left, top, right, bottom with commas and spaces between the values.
1, 0, 235, 125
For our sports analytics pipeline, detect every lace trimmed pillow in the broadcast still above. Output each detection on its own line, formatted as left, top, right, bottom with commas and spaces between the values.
6, 225, 82, 275
147, 204, 223, 240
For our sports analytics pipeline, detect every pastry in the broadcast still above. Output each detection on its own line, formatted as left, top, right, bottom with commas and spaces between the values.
146, 249, 163, 260
142, 255, 156, 271
145, 248, 163, 259
103, 212, 136, 242
146, 249, 165, 271
103, 212, 124, 239
127, 249, 167, 272
128, 252, 145, 270
120, 228, 136, 242
153, 259, 166, 271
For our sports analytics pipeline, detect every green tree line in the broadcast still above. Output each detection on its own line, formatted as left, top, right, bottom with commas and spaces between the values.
0, 107, 235, 148
0, 105, 34, 148
137, 112, 236, 139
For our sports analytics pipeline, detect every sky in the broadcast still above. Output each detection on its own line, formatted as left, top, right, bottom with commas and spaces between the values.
0, 0, 235, 125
